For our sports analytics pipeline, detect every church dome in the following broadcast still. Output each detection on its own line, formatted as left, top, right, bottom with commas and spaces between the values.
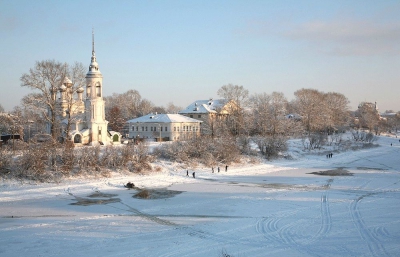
76, 86, 84, 93
59, 84, 67, 92
63, 77, 72, 85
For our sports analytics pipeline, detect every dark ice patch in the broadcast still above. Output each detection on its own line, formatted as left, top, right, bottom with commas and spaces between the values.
309, 168, 353, 176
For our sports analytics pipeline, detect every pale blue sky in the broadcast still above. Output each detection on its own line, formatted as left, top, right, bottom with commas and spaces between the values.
1, 0, 399, 112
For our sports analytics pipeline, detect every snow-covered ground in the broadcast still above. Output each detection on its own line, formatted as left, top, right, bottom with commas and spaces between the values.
1, 135, 399, 257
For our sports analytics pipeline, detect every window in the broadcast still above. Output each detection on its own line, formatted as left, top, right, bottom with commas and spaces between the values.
142, 127, 144, 131
145, 127, 148, 131
151, 127, 153, 131
165, 127, 167, 131
136, 126, 138, 131
161, 126, 163, 132
96, 82, 101, 97
174, 127, 176, 131
177, 127, 179, 132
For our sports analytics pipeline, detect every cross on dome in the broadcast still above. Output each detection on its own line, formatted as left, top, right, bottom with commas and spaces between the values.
88, 28, 100, 73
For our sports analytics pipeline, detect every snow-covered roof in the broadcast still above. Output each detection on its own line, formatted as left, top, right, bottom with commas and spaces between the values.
127, 113, 203, 123
179, 99, 228, 114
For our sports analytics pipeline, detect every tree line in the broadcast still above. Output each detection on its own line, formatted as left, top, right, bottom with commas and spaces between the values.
1, 60, 398, 141
1, 59, 400, 181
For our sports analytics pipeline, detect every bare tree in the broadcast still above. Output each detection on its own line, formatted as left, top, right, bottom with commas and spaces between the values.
0, 112, 23, 151
138, 99, 154, 116
292, 88, 326, 134
20, 60, 65, 139
165, 102, 182, 114
217, 84, 249, 135
105, 90, 156, 122
324, 92, 350, 133
108, 106, 125, 132
251, 92, 289, 137
20, 60, 85, 140
356, 102, 380, 133
152, 106, 167, 114
20, 93, 47, 136
62, 62, 86, 142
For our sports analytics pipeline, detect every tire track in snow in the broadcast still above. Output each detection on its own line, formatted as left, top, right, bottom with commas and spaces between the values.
349, 193, 390, 257
313, 178, 332, 242
255, 178, 333, 256
157, 223, 268, 257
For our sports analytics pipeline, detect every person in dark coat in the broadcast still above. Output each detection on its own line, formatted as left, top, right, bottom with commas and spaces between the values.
218, 167, 220, 172
192, 172, 195, 178
225, 165, 228, 172
212, 167, 214, 173
186, 170, 189, 176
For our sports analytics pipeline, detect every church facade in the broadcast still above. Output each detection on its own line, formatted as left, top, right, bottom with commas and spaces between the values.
51, 32, 120, 145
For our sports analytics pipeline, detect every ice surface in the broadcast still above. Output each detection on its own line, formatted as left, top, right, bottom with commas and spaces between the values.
0, 134, 399, 256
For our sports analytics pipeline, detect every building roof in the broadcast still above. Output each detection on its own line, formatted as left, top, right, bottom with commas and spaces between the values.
179, 99, 228, 114
127, 113, 203, 123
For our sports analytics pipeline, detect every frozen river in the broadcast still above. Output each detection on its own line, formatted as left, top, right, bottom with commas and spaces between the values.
1, 136, 399, 256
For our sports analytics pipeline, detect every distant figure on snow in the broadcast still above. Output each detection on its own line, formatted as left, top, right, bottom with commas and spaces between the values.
212, 167, 214, 173
225, 165, 228, 172
218, 167, 220, 173
391, 143, 392, 146
192, 172, 195, 178
186, 170, 189, 176
330, 153, 333, 158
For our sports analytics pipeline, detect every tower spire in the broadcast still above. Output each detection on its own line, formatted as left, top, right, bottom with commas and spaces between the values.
92, 28, 95, 57
88, 28, 99, 73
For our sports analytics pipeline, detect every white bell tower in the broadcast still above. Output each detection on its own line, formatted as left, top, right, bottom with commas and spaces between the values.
85, 30, 109, 144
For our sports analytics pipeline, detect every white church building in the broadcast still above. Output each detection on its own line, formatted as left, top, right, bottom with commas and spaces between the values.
51, 32, 120, 145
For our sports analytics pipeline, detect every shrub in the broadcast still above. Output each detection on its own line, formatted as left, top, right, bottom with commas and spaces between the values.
155, 135, 241, 166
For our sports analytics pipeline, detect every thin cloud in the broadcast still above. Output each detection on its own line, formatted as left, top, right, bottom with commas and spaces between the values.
283, 19, 400, 56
